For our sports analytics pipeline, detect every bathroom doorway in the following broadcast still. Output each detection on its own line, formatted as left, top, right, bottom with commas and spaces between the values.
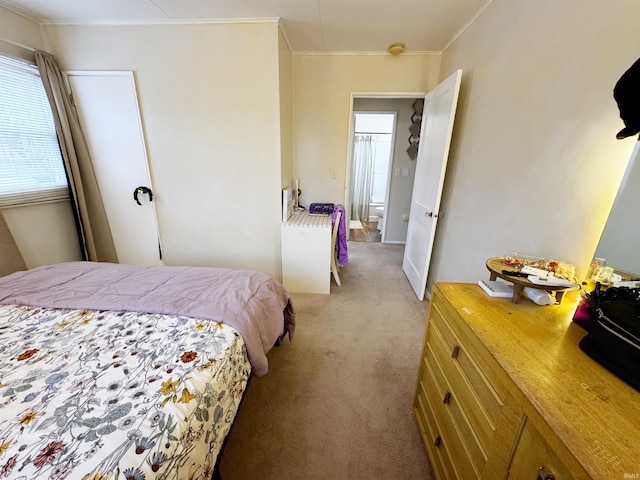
349, 112, 395, 242
347, 97, 421, 244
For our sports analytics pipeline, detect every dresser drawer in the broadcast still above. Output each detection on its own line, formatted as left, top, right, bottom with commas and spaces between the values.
416, 351, 477, 480
427, 320, 488, 475
423, 341, 482, 479
414, 286, 521, 480
432, 296, 506, 411
429, 302, 503, 450
415, 375, 455, 480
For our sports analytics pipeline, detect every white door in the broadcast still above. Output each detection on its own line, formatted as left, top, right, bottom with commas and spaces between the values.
67, 71, 162, 266
402, 70, 462, 300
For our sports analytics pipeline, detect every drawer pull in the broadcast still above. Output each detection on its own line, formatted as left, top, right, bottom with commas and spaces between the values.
537, 466, 555, 480
451, 345, 460, 359
443, 391, 451, 404
434, 434, 442, 447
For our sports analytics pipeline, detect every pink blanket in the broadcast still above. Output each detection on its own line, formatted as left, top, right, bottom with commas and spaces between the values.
0, 261, 295, 376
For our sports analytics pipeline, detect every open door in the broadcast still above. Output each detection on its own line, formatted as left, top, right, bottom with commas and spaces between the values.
402, 70, 462, 300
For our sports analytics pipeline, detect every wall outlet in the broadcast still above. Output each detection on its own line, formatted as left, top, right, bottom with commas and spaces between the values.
330, 169, 337, 179
403, 214, 409, 222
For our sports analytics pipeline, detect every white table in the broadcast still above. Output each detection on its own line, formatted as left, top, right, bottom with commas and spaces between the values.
281, 211, 331, 294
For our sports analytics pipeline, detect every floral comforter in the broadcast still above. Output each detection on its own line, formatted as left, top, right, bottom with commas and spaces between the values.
0, 304, 250, 480
0, 262, 295, 377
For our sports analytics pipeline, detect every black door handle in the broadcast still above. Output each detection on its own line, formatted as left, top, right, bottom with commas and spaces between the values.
133, 186, 153, 205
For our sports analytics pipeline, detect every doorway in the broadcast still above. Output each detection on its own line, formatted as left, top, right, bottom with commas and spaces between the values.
349, 112, 395, 242
346, 97, 422, 244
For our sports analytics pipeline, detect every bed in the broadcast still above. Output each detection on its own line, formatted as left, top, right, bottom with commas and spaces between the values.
0, 261, 295, 480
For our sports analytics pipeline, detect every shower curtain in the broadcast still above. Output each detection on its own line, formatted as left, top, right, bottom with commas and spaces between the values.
350, 134, 375, 222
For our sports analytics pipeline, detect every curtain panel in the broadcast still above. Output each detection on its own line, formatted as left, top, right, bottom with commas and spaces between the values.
35, 50, 117, 263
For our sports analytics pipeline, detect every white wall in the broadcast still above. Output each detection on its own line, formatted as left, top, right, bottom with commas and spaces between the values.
352, 97, 418, 243
279, 27, 294, 190
11, 3, 635, 286
2, 203, 82, 268
0, 5, 44, 61
431, 0, 640, 289
44, 21, 285, 279
0, 6, 83, 268
293, 54, 441, 208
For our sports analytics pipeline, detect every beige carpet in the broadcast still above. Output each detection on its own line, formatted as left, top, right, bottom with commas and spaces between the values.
220, 241, 435, 479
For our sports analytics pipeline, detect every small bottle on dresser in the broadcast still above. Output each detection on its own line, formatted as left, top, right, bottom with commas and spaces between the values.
524, 287, 555, 305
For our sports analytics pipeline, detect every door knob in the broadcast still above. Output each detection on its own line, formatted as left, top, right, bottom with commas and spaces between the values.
133, 186, 153, 205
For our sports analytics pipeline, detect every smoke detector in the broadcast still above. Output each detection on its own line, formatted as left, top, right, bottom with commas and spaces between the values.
388, 44, 405, 56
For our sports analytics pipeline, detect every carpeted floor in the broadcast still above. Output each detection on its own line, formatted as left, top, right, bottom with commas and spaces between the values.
219, 241, 434, 479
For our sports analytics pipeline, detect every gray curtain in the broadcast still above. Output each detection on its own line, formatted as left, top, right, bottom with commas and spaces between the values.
350, 134, 375, 222
35, 50, 117, 263
0, 211, 26, 276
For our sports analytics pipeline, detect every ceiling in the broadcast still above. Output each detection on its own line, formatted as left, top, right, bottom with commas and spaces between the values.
0, 0, 491, 53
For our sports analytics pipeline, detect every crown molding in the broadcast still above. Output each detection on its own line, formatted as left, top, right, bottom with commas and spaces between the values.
38, 16, 281, 27
0, 2, 42, 22
292, 50, 442, 57
442, 0, 494, 52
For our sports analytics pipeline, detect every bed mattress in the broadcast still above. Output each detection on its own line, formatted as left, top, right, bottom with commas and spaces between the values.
0, 304, 249, 480
0, 261, 295, 479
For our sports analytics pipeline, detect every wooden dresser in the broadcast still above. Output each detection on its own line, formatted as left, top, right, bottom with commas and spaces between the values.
413, 283, 640, 480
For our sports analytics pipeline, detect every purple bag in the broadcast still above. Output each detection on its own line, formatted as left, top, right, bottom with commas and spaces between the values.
309, 203, 334, 215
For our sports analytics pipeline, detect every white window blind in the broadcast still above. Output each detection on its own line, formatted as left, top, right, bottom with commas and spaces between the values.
0, 55, 69, 208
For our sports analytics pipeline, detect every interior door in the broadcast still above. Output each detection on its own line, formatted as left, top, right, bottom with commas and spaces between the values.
66, 71, 162, 266
402, 70, 462, 300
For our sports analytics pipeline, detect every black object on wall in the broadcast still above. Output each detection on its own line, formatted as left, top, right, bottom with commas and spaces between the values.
614, 57, 640, 140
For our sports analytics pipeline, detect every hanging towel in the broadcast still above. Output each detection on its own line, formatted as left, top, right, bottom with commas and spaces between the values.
332, 204, 349, 266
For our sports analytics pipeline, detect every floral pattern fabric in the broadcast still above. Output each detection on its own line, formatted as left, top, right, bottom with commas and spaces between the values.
0, 304, 250, 480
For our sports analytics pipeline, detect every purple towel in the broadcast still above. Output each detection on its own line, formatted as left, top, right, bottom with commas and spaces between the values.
332, 204, 348, 266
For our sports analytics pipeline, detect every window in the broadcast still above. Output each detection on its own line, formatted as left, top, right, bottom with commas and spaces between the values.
0, 55, 68, 207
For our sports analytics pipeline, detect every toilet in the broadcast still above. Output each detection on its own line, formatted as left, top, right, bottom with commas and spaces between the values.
375, 206, 384, 231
